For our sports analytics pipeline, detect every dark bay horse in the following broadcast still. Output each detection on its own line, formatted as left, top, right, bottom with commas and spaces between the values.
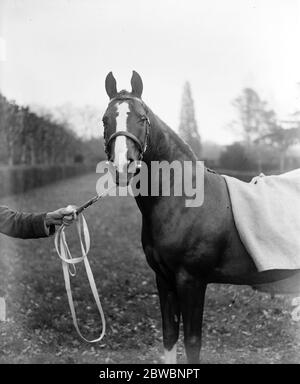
102, 71, 299, 364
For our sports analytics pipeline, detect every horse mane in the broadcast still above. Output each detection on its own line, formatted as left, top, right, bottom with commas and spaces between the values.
143, 105, 220, 177
146, 105, 219, 175
146, 107, 198, 161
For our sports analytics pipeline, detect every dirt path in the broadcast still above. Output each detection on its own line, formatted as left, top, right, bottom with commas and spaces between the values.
0, 173, 299, 363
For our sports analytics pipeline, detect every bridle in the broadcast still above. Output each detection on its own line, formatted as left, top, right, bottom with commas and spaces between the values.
104, 95, 150, 161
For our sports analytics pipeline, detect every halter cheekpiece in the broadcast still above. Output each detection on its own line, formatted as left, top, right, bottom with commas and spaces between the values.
104, 95, 150, 161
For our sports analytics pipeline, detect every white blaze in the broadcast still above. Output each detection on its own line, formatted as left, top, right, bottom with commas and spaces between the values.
114, 102, 130, 173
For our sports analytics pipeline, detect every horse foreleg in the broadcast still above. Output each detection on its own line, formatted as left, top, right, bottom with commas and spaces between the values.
156, 274, 180, 364
176, 269, 207, 364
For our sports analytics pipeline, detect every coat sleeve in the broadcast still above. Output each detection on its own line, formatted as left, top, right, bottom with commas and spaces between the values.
0, 206, 55, 239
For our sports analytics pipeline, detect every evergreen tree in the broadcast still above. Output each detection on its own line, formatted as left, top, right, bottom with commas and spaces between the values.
178, 81, 202, 157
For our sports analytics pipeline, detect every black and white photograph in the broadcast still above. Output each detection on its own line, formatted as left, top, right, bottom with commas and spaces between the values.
1, 0, 300, 366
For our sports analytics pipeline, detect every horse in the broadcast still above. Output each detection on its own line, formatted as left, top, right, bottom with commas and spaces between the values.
102, 70, 300, 364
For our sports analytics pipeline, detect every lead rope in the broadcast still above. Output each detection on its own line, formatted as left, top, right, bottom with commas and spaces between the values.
54, 187, 115, 342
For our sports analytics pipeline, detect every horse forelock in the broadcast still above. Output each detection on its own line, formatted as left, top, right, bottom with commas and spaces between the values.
109, 91, 148, 111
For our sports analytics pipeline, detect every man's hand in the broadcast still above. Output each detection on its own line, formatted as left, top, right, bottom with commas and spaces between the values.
45, 205, 77, 227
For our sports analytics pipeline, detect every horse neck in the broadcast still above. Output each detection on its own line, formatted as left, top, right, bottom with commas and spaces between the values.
135, 109, 203, 216
143, 109, 197, 163
134, 107, 228, 242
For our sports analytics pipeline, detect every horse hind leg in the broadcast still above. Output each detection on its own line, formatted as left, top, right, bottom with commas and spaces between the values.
176, 269, 207, 364
156, 274, 180, 364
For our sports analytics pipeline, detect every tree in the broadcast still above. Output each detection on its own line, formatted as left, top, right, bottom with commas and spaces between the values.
232, 88, 278, 172
3, 101, 24, 165
257, 125, 300, 172
219, 142, 256, 171
229, 86, 300, 172
254, 102, 300, 172
0, 94, 9, 163
178, 81, 202, 157
233, 88, 276, 143
0, 92, 84, 166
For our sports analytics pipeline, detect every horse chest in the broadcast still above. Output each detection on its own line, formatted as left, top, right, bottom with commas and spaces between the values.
142, 211, 225, 277
143, 222, 197, 272
149, 217, 190, 253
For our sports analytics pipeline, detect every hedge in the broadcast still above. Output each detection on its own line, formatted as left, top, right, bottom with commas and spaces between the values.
0, 165, 283, 199
0, 164, 93, 198
217, 169, 281, 182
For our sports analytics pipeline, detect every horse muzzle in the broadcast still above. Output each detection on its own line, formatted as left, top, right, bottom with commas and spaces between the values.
107, 160, 142, 186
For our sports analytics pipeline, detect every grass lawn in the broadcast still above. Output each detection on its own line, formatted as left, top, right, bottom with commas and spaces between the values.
0, 173, 299, 363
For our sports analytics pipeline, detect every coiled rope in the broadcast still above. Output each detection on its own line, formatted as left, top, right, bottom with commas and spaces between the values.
54, 188, 115, 342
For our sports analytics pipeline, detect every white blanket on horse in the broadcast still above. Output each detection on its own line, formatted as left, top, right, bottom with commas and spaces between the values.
223, 169, 300, 272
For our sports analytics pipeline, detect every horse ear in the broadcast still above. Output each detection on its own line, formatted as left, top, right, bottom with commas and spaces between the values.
131, 70, 143, 98
105, 72, 117, 99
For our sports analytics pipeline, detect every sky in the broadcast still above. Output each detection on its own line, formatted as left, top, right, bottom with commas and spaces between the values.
0, 0, 300, 144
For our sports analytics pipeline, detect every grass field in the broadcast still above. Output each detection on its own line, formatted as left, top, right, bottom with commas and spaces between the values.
0, 173, 300, 363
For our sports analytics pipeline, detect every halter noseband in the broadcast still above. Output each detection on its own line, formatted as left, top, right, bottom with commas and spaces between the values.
104, 96, 150, 161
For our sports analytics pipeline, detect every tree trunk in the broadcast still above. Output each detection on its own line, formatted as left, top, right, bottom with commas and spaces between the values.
279, 152, 286, 173
8, 141, 14, 166
257, 154, 262, 173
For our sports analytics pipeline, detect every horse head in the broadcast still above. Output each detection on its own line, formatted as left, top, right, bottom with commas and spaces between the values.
103, 71, 150, 186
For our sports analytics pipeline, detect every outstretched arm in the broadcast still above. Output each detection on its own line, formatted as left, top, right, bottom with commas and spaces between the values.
0, 205, 76, 239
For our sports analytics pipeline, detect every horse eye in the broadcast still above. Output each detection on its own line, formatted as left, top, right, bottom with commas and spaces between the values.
139, 116, 147, 123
